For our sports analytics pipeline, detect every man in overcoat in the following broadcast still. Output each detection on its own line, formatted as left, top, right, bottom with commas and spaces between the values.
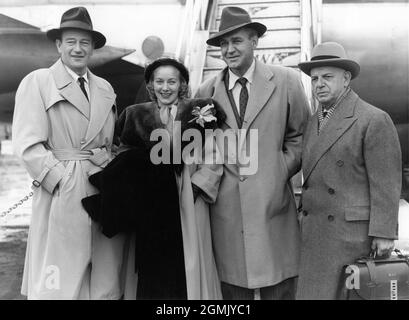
195, 7, 310, 299
12, 7, 124, 299
296, 42, 402, 299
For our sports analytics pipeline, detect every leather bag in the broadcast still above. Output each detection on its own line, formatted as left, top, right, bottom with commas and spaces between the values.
339, 249, 409, 300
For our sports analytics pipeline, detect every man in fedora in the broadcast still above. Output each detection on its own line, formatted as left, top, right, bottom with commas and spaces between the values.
196, 7, 310, 299
13, 7, 124, 299
296, 42, 402, 299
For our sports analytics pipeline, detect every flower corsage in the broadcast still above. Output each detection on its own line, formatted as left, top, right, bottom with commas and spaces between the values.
188, 104, 217, 128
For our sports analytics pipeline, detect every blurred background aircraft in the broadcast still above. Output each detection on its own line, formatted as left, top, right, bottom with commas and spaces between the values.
0, 0, 408, 200
0, 13, 139, 126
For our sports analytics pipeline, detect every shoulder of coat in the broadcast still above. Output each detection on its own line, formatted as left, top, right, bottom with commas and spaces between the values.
92, 74, 115, 93
198, 69, 224, 93
267, 64, 300, 79
124, 102, 156, 116
355, 96, 388, 119
17, 68, 52, 91
22, 68, 51, 82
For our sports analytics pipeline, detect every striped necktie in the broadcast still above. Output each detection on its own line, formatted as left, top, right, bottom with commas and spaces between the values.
237, 77, 248, 125
78, 77, 89, 101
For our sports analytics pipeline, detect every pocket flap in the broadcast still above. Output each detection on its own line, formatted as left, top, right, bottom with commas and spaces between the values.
344, 206, 370, 221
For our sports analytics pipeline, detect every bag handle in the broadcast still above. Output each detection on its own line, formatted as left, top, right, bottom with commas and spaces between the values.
369, 248, 408, 260
365, 259, 378, 299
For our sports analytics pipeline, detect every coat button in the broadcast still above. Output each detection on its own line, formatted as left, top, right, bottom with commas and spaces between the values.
303, 184, 309, 190
328, 214, 335, 222
303, 210, 309, 217
336, 160, 344, 167
239, 176, 247, 182
80, 139, 86, 145
32, 180, 41, 188
328, 188, 335, 195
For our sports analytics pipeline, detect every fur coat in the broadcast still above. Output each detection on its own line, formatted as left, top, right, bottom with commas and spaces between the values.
82, 98, 225, 299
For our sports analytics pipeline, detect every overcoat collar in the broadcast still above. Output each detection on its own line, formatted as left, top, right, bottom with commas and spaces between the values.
242, 60, 275, 130
212, 60, 275, 130
50, 59, 116, 149
84, 70, 116, 148
212, 68, 237, 129
51, 59, 90, 118
302, 89, 359, 182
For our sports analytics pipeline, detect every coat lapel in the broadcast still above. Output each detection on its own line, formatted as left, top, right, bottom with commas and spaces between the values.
50, 59, 90, 119
83, 70, 116, 148
303, 90, 360, 182
242, 60, 276, 130
212, 68, 238, 129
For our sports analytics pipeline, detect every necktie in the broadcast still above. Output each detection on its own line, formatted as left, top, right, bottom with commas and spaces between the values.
78, 77, 89, 101
237, 77, 248, 125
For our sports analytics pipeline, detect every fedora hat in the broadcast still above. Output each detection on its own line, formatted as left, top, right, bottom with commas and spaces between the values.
207, 7, 266, 47
46, 7, 106, 49
144, 57, 189, 84
298, 42, 360, 79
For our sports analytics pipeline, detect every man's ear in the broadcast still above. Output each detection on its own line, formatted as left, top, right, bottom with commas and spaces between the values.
252, 37, 258, 49
344, 71, 352, 87
55, 39, 62, 54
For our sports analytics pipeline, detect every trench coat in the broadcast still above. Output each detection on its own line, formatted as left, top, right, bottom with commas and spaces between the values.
195, 61, 310, 288
296, 89, 402, 300
12, 59, 125, 299
104, 99, 224, 299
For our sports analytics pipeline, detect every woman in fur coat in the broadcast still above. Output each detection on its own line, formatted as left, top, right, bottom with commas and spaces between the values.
82, 57, 225, 299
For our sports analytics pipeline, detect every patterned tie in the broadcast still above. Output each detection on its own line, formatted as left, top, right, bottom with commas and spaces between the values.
237, 77, 248, 125
78, 77, 89, 101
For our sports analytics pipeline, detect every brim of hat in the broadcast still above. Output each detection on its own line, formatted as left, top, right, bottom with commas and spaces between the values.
144, 58, 189, 84
298, 58, 360, 79
46, 27, 106, 49
206, 22, 267, 47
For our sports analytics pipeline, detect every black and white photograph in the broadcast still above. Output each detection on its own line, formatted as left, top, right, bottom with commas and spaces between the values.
0, 0, 408, 308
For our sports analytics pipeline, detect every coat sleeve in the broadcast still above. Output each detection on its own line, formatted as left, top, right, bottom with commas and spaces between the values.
111, 105, 125, 155
364, 112, 402, 239
284, 68, 311, 178
191, 132, 223, 204
12, 71, 65, 194
191, 89, 223, 203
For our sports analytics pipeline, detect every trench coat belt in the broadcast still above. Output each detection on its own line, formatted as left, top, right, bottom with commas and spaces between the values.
32, 148, 111, 189
52, 147, 111, 167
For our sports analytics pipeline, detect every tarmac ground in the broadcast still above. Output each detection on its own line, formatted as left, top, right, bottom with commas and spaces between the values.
1, 140, 408, 300
0, 141, 31, 300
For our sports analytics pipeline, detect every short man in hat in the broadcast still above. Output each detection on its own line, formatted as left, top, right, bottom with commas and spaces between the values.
196, 7, 310, 299
296, 42, 402, 299
13, 7, 124, 299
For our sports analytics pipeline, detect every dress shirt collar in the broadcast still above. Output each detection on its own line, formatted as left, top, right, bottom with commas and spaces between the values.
64, 63, 89, 83
228, 58, 256, 90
